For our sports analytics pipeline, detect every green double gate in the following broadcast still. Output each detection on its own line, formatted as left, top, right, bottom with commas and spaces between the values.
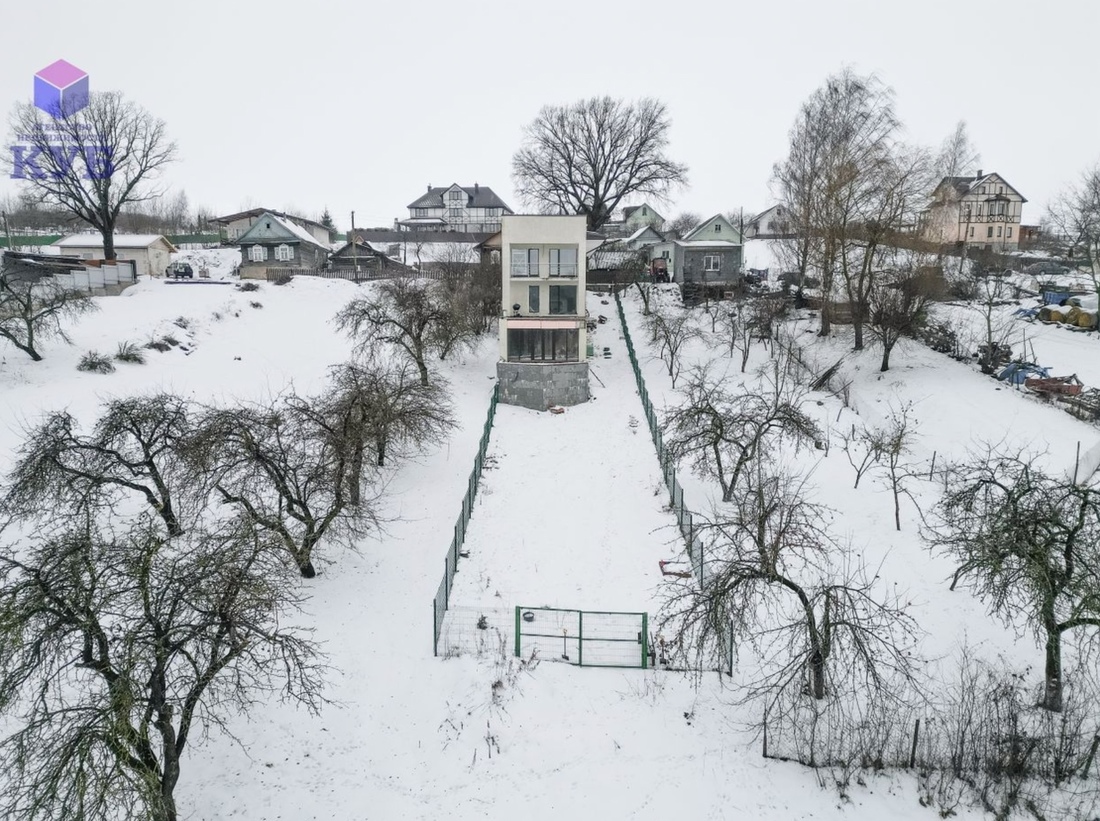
515, 606, 649, 669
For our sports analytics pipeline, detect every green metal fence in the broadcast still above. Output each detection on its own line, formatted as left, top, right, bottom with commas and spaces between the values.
515, 606, 649, 668
614, 292, 735, 675
432, 384, 500, 656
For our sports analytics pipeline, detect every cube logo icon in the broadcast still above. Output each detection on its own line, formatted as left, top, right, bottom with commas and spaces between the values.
34, 60, 89, 118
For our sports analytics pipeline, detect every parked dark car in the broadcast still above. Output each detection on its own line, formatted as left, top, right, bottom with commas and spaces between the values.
166, 262, 194, 279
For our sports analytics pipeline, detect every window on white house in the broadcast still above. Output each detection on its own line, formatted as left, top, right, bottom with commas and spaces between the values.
511, 248, 539, 277
1007, 227, 1013, 238
528, 285, 540, 313
549, 285, 577, 314
969, 227, 974, 238
997, 226, 1002, 238
548, 247, 578, 277
704, 255, 721, 272
447, 208, 462, 219
448, 190, 464, 202
275, 244, 292, 261
714, 224, 721, 232
987, 227, 994, 238
248, 245, 267, 262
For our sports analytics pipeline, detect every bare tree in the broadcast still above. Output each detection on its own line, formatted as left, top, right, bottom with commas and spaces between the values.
3, 394, 197, 537
195, 393, 371, 579
512, 96, 688, 230
971, 275, 1017, 374
934, 120, 982, 179
867, 402, 920, 531
644, 305, 701, 387
0, 517, 325, 821
867, 269, 931, 372
666, 211, 702, 239
774, 69, 900, 338
1048, 163, 1100, 300
6, 92, 177, 260
0, 272, 97, 360
928, 451, 1100, 712
334, 277, 452, 387
665, 359, 822, 501
326, 359, 455, 499
662, 461, 921, 701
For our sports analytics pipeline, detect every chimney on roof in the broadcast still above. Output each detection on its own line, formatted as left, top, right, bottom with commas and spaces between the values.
975, 169, 983, 179
427, 184, 431, 192
474, 182, 479, 193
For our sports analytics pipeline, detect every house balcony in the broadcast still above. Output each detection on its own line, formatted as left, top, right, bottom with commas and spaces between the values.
509, 263, 579, 279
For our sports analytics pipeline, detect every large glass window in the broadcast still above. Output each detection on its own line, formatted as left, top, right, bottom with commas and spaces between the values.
549, 285, 577, 315
704, 255, 721, 272
528, 285, 540, 313
511, 248, 539, 277
548, 247, 578, 277
507, 329, 580, 362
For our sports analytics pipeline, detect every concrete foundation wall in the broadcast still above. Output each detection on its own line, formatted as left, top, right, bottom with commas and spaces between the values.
497, 361, 590, 410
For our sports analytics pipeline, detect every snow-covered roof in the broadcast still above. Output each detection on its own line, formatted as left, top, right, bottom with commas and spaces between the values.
272, 214, 329, 248
54, 234, 176, 250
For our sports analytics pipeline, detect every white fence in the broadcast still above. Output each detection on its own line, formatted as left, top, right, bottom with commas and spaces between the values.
53, 262, 137, 292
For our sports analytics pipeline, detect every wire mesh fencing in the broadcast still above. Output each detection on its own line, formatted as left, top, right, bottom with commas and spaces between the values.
432, 385, 500, 656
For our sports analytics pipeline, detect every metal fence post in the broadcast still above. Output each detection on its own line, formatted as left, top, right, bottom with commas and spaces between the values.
433, 598, 438, 657
577, 610, 584, 667
641, 612, 649, 669
514, 607, 521, 658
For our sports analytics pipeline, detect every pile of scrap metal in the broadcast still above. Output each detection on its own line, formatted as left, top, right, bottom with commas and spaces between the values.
1037, 294, 1099, 330
1024, 373, 1083, 397
997, 361, 1049, 385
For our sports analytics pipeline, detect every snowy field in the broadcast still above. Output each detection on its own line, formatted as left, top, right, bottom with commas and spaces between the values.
1, 273, 1098, 819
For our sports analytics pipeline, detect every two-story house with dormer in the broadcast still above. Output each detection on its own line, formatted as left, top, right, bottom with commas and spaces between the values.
648, 213, 744, 288
400, 183, 514, 234
920, 171, 1026, 251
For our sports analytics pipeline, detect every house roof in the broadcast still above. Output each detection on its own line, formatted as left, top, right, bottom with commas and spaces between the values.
209, 207, 330, 233
406, 184, 513, 211
622, 204, 662, 220
626, 225, 664, 243
236, 212, 330, 250
54, 234, 177, 251
931, 173, 1028, 204
682, 214, 741, 242
657, 239, 742, 249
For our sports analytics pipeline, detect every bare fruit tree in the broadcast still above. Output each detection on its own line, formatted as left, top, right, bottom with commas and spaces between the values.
3, 394, 197, 537
867, 267, 932, 372
1048, 163, 1100, 301
664, 359, 821, 501
196, 393, 372, 578
661, 461, 921, 702
7, 92, 177, 261
927, 451, 1100, 712
0, 518, 325, 821
0, 271, 97, 361
334, 277, 461, 387
511, 96, 688, 231
644, 304, 701, 388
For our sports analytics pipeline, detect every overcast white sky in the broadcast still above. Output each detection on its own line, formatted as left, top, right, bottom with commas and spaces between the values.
1, 0, 1096, 231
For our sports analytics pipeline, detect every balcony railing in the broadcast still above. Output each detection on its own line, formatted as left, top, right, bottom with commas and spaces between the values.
510, 263, 579, 278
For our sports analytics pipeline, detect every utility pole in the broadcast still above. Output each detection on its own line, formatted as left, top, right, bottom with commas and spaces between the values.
350, 210, 358, 284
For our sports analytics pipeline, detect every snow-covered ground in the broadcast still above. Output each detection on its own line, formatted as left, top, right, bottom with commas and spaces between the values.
1, 276, 1098, 819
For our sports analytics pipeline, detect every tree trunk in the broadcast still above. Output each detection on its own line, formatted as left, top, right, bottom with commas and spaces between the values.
880, 343, 892, 372
853, 318, 863, 351
376, 436, 386, 468
1042, 620, 1063, 712
297, 558, 317, 579
101, 225, 116, 262
348, 439, 364, 506
415, 356, 429, 387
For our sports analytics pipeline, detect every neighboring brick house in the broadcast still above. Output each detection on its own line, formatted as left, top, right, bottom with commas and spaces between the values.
648, 214, 743, 286
920, 171, 1026, 251
210, 208, 333, 246
401, 183, 513, 233
237, 212, 332, 279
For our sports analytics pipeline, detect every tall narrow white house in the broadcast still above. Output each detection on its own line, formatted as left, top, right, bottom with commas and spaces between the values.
497, 215, 590, 409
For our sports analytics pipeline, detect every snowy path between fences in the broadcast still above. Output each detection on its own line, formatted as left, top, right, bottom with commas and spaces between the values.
440, 291, 680, 660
